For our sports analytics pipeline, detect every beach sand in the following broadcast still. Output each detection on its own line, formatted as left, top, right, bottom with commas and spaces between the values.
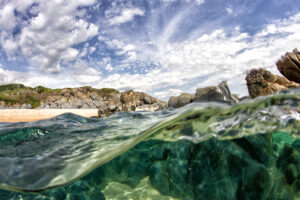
0, 109, 98, 123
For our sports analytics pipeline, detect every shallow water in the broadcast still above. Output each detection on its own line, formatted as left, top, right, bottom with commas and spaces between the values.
1, 89, 300, 199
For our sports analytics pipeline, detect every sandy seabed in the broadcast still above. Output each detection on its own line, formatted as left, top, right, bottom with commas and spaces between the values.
0, 109, 99, 123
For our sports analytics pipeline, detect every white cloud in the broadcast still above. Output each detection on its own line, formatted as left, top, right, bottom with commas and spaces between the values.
1, 37, 18, 57
95, 12, 300, 99
154, 88, 184, 100
226, 7, 233, 14
105, 64, 113, 72
195, 0, 205, 5
0, 4, 16, 31
109, 8, 145, 25
0, 0, 99, 73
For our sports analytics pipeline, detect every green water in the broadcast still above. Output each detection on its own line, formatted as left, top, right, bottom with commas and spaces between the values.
1, 89, 300, 199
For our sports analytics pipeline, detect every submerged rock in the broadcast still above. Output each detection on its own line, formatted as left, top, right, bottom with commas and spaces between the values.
277, 49, 300, 83
7, 132, 299, 200
245, 68, 300, 98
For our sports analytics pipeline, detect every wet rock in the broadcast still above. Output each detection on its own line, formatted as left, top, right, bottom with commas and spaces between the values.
90, 191, 106, 200
168, 93, 195, 108
48, 188, 66, 200
195, 81, 238, 104
245, 68, 300, 98
69, 193, 87, 200
149, 161, 170, 195
277, 49, 300, 83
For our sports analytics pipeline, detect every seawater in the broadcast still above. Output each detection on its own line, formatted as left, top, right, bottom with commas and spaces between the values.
1, 89, 300, 199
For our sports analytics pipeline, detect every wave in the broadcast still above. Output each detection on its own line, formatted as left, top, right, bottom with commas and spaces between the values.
1, 89, 300, 192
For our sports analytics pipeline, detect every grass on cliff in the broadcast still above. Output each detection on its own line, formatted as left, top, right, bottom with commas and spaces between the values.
98, 88, 119, 96
0, 84, 25, 92
34, 86, 62, 93
0, 84, 120, 108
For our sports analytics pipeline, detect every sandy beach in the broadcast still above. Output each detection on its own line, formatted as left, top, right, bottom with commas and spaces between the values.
0, 109, 98, 123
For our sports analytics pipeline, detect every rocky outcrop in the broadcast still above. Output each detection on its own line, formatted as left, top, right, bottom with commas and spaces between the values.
98, 90, 167, 118
0, 84, 167, 118
168, 81, 238, 108
245, 68, 300, 98
120, 90, 167, 111
168, 93, 195, 108
195, 81, 239, 104
277, 48, 300, 83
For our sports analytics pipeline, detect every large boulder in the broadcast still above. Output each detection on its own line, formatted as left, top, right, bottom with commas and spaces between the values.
277, 49, 300, 83
168, 93, 195, 108
120, 90, 167, 112
195, 81, 239, 104
245, 68, 300, 98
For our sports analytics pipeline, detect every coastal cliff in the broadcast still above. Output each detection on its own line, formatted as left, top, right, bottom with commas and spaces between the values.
0, 84, 167, 117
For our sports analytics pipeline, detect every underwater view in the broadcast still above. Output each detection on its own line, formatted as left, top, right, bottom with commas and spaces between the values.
1, 89, 300, 199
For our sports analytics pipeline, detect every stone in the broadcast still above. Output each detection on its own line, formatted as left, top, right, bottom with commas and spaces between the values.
168, 93, 195, 108
195, 81, 238, 104
167, 96, 178, 108
277, 49, 300, 83
61, 88, 71, 97
245, 68, 300, 98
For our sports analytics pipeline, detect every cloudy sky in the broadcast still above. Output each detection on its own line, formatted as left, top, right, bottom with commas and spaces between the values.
0, 0, 300, 99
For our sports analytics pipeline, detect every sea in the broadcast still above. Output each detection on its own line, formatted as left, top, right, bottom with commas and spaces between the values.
1, 89, 300, 200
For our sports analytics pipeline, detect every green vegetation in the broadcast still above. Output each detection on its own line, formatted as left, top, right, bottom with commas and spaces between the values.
34, 86, 62, 93
0, 83, 120, 108
0, 84, 25, 92
24, 95, 40, 108
98, 88, 119, 96
34, 86, 52, 93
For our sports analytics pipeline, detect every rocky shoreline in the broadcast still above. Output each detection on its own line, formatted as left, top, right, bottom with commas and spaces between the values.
0, 48, 299, 118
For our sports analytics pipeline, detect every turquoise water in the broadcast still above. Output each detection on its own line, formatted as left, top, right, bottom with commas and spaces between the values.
1, 89, 300, 199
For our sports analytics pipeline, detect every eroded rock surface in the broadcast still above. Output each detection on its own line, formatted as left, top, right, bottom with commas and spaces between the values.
245, 69, 300, 98
168, 93, 195, 108
195, 81, 239, 104
168, 81, 238, 108
277, 49, 300, 83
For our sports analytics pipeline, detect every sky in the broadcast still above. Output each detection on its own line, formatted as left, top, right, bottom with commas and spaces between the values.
0, 0, 300, 100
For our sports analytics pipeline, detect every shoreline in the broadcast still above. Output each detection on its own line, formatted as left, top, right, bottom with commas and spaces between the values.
0, 109, 98, 123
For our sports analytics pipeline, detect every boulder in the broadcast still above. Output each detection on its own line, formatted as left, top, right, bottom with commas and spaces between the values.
245, 68, 300, 98
195, 81, 239, 104
277, 49, 300, 83
168, 93, 195, 108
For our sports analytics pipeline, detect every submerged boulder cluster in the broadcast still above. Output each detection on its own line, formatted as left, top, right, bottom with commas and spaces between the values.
246, 48, 300, 98
2, 132, 300, 200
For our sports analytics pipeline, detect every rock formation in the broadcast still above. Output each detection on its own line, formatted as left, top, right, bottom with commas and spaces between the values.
245, 69, 300, 98
277, 48, 300, 83
98, 90, 167, 118
168, 93, 195, 108
168, 81, 239, 108
0, 84, 167, 118
195, 81, 239, 104
5, 132, 299, 199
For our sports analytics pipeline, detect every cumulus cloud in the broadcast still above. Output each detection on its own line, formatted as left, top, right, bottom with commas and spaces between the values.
0, 0, 98, 73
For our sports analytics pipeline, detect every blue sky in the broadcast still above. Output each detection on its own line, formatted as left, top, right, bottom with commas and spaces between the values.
0, 0, 300, 99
